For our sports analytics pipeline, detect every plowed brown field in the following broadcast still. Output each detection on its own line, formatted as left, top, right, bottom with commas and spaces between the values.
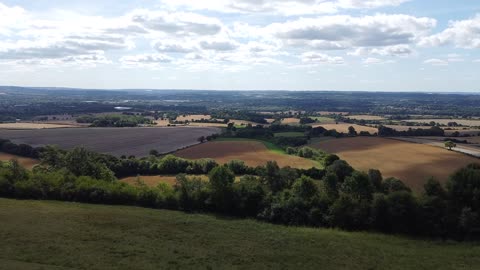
311, 137, 479, 192
175, 141, 317, 169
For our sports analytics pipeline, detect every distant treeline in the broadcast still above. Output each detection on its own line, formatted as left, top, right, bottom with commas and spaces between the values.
76, 114, 154, 127
378, 125, 445, 137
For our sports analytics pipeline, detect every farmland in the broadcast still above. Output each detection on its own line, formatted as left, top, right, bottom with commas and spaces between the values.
406, 119, 480, 127
0, 153, 39, 169
175, 140, 318, 169
346, 115, 385, 121
175, 114, 212, 122
313, 123, 378, 134
120, 175, 209, 187
0, 127, 220, 157
281, 118, 301, 125
0, 123, 79, 129
311, 137, 479, 192
1, 198, 479, 270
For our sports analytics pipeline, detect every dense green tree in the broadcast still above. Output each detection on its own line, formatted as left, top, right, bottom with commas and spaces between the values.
209, 166, 235, 212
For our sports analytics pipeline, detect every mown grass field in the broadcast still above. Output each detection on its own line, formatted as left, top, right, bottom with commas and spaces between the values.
0, 198, 479, 270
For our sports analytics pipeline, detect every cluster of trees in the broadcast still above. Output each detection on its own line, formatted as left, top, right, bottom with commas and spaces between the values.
1, 151, 479, 240
76, 114, 154, 127
378, 125, 445, 137
0, 139, 41, 158
212, 111, 268, 124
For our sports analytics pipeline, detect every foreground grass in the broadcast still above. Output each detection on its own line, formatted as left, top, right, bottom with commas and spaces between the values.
0, 199, 479, 270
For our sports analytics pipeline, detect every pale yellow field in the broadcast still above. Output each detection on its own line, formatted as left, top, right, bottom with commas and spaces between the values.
347, 115, 385, 121
0, 123, 79, 129
314, 123, 378, 134
311, 137, 479, 192
281, 118, 301, 125
154, 119, 170, 126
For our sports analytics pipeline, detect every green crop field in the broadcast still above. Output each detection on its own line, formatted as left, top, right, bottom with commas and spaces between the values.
0, 199, 479, 270
273, 132, 305, 138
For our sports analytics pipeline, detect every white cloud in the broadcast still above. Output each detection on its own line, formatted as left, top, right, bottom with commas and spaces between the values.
420, 15, 480, 49
363, 57, 395, 65
154, 40, 196, 53
301, 52, 344, 64
161, 0, 411, 16
424, 58, 449, 66
269, 14, 436, 49
131, 10, 223, 36
350, 45, 413, 56
199, 39, 239, 51
0, 3, 28, 35
120, 53, 173, 68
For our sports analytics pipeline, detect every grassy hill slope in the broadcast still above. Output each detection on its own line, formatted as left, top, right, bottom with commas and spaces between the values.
0, 198, 479, 270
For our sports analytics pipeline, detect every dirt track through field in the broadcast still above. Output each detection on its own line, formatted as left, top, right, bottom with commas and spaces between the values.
311, 137, 479, 192
176, 141, 317, 169
0, 127, 220, 157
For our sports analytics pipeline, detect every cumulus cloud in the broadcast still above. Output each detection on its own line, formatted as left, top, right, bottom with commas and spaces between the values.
0, 2, 28, 35
420, 15, 480, 49
154, 40, 196, 53
349, 45, 413, 56
271, 14, 436, 47
131, 10, 223, 36
363, 57, 395, 65
301, 52, 344, 64
424, 58, 449, 66
161, 0, 411, 15
120, 53, 173, 67
199, 39, 239, 51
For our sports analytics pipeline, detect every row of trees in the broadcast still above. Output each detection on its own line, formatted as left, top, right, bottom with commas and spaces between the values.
76, 114, 154, 127
0, 146, 479, 240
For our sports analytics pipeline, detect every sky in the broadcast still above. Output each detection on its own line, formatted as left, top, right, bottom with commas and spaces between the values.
0, 0, 479, 91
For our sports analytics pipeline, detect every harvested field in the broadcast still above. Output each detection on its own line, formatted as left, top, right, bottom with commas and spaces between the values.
0, 153, 39, 169
347, 115, 385, 121
281, 118, 300, 125
314, 123, 378, 134
175, 141, 318, 169
0, 123, 79, 129
153, 119, 170, 126
0, 127, 220, 157
311, 137, 479, 192
176, 114, 212, 122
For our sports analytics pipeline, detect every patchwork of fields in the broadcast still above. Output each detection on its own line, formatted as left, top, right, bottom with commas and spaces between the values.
0, 127, 220, 157
311, 137, 479, 192
175, 140, 318, 169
